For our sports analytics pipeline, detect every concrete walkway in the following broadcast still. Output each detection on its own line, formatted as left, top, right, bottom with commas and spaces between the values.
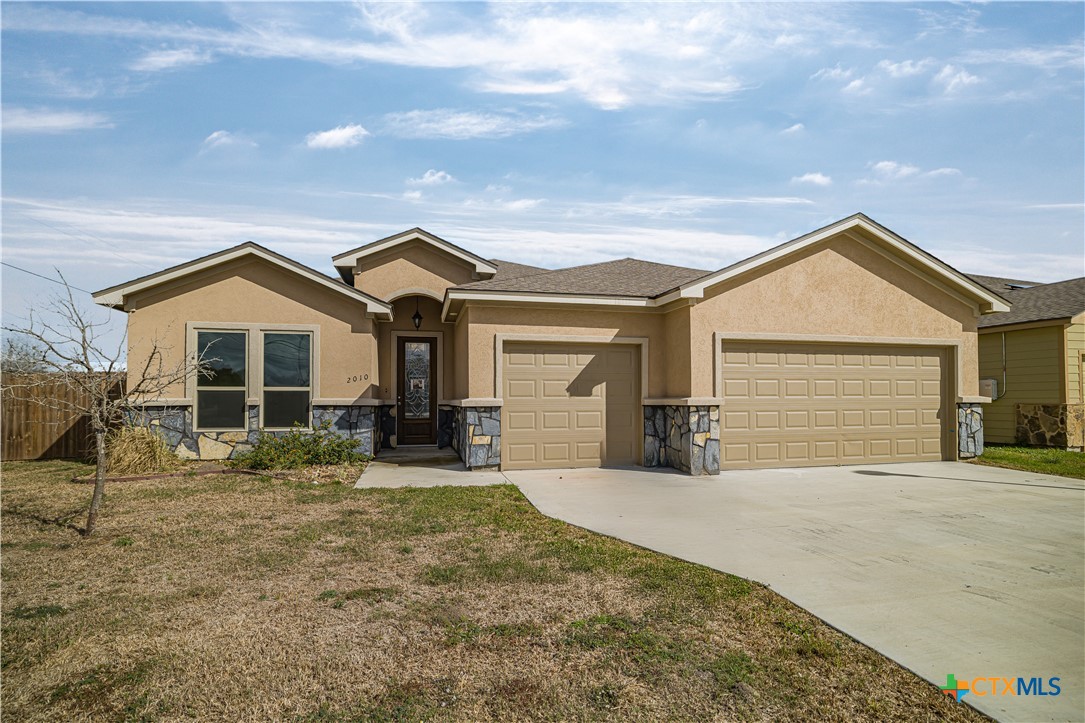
355, 446, 510, 488
507, 462, 1084, 723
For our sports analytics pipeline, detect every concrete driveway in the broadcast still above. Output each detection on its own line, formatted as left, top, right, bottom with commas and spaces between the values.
506, 462, 1084, 723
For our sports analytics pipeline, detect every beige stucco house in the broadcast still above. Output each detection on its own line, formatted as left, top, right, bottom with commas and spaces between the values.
93, 213, 1010, 474
973, 275, 1085, 450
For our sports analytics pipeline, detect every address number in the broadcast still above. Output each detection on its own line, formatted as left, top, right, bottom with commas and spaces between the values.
346, 374, 370, 383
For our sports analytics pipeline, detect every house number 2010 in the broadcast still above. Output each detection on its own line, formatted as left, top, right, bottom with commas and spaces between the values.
346, 374, 370, 383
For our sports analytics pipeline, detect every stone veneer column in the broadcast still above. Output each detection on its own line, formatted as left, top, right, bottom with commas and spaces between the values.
957, 402, 984, 459
644, 404, 720, 475
451, 406, 501, 469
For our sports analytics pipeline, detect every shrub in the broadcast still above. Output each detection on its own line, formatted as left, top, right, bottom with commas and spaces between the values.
230, 420, 370, 470
105, 425, 181, 475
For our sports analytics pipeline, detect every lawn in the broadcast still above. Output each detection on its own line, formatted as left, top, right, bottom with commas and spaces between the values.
971, 444, 1085, 480
1, 461, 983, 722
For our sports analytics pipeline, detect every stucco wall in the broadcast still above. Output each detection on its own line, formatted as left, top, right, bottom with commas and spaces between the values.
454, 306, 471, 400
978, 324, 1065, 444
126, 257, 377, 401
374, 295, 456, 402
463, 306, 669, 399
354, 241, 477, 302
688, 236, 981, 398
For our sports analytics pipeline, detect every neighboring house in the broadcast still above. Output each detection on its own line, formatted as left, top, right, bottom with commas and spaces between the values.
92, 213, 1009, 474
972, 275, 1085, 450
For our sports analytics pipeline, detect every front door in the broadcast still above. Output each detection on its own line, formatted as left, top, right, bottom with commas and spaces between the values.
397, 337, 437, 445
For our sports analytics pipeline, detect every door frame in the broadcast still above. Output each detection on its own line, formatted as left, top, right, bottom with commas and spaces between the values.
393, 332, 441, 445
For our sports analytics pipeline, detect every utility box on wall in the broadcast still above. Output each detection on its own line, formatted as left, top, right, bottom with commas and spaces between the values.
979, 378, 998, 399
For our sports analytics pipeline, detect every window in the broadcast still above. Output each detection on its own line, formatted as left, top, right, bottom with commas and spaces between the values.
196, 331, 247, 430
263, 332, 311, 428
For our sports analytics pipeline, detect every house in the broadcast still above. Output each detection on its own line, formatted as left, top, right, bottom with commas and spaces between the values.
972, 274, 1085, 450
92, 213, 1009, 474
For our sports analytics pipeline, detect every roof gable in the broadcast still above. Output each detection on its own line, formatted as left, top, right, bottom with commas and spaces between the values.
332, 228, 498, 283
92, 242, 393, 319
660, 214, 1011, 314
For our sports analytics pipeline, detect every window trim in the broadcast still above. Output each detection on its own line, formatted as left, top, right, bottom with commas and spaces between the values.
260, 330, 314, 431
186, 322, 322, 433
193, 329, 249, 432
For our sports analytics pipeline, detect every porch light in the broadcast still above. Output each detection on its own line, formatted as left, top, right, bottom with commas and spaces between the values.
412, 297, 423, 330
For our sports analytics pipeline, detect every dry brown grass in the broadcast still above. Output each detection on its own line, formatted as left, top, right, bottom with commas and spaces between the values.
105, 426, 181, 476
1, 460, 987, 722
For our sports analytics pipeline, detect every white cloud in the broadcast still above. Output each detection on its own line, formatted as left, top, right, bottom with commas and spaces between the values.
811, 64, 853, 81
1023, 203, 1085, 210
383, 109, 565, 140
933, 64, 980, 94
402, 190, 423, 201
842, 78, 870, 95
305, 123, 370, 149
876, 58, 934, 77
956, 43, 1084, 72
562, 194, 812, 219
200, 130, 257, 152
407, 169, 455, 186
1, 3, 871, 110
781, 123, 805, 135
791, 172, 832, 187
130, 47, 213, 72
869, 160, 921, 180
2, 107, 113, 133
864, 161, 962, 184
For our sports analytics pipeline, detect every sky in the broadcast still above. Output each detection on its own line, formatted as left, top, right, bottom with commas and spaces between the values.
2, 1, 1083, 349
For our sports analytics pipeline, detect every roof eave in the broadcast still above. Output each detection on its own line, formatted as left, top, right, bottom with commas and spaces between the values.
332, 228, 498, 276
667, 214, 1011, 313
91, 243, 393, 319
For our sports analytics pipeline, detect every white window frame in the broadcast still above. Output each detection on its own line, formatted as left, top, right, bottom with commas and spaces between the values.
193, 328, 249, 432
260, 330, 314, 431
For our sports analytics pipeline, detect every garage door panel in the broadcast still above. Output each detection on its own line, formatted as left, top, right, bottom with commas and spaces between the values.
541, 411, 571, 430
506, 379, 537, 399
503, 342, 639, 470
574, 410, 603, 430
721, 342, 946, 470
505, 411, 537, 432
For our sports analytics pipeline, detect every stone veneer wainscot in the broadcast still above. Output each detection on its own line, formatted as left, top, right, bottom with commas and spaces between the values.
136, 404, 382, 460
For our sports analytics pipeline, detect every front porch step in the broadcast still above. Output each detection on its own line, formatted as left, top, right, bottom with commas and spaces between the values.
369, 445, 460, 467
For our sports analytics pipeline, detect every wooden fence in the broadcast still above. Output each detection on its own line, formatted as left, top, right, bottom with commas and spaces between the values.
1, 373, 125, 461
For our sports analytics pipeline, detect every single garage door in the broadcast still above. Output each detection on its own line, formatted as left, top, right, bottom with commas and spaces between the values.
720, 342, 947, 469
503, 342, 640, 470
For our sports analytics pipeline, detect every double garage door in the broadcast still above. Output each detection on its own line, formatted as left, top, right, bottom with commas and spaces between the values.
501, 340, 947, 471
719, 342, 947, 469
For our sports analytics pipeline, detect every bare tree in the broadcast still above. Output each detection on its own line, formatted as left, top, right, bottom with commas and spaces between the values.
2, 272, 211, 536
1, 335, 50, 373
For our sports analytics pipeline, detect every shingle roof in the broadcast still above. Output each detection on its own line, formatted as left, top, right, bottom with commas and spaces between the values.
969, 274, 1042, 294
455, 257, 710, 298
977, 277, 1085, 328
488, 259, 548, 281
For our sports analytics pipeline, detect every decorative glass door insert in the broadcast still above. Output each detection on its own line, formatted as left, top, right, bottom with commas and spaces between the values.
397, 335, 437, 445
403, 342, 431, 420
